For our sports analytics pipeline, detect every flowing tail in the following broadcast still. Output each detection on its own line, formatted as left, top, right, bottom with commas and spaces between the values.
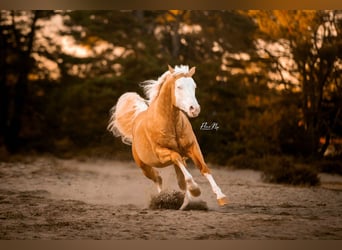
107, 92, 148, 145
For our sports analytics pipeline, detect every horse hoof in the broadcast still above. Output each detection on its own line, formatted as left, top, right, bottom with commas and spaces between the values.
189, 187, 201, 197
180, 200, 208, 211
217, 197, 228, 206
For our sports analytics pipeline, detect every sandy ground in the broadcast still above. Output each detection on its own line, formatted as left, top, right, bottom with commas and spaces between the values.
0, 156, 341, 239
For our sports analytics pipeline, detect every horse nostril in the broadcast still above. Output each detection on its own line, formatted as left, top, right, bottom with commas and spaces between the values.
190, 106, 194, 111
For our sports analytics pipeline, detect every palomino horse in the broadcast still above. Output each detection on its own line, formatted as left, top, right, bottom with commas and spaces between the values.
107, 65, 227, 209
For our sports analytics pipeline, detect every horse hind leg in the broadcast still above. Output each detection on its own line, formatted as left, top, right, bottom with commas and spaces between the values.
137, 162, 162, 193
132, 147, 162, 193
140, 164, 163, 193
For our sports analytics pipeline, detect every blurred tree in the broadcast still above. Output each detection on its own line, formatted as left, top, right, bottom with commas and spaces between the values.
0, 10, 55, 152
246, 10, 342, 157
62, 11, 168, 81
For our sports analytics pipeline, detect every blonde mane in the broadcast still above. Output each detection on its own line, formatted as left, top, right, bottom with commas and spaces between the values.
141, 65, 191, 103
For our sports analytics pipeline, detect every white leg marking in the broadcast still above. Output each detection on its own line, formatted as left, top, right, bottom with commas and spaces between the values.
177, 161, 192, 181
204, 173, 226, 199
180, 190, 193, 210
177, 161, 199, 191
156, 184, 162, 193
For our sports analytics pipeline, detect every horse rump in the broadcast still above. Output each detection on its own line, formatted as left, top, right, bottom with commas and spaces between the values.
107, 92, 148, 145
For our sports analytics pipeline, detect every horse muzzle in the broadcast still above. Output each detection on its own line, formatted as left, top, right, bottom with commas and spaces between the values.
188, 105, 201, 117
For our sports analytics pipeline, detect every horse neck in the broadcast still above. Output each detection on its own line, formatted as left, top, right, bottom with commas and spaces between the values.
153, 77, 180, 124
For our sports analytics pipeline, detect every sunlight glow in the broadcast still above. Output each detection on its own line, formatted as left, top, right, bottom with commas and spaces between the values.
255, 38, 300, 89
61, 36, 90, 58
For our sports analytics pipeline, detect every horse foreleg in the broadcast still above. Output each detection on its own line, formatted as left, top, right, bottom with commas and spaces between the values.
174, 165, 186, 191
187, 142, 228, 206
155, 147, 201, 197
176, 159, 201, 197
179, 190, 194, 210
203, 173, 227, 206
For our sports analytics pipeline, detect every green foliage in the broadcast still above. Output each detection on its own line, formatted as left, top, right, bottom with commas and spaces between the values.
315, 158, 342, 175
261, 156, 320, 186
23, 76, 132, 158
227, 154, 264, 170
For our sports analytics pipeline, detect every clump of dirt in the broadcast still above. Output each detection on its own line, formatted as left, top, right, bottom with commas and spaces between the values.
149, 190, 208, 211
149, 190, 184, 210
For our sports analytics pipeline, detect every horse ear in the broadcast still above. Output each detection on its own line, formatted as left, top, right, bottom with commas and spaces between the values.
168, 65, 175, 73
188, 66, 196, 77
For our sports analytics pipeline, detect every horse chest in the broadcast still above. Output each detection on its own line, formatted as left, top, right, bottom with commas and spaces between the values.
153, 129, 187, 153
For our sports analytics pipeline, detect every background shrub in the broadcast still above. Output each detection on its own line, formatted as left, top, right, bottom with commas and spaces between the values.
261, 156, 320, 186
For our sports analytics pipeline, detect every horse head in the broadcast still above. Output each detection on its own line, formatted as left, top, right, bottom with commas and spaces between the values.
168, 65, 201, 118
